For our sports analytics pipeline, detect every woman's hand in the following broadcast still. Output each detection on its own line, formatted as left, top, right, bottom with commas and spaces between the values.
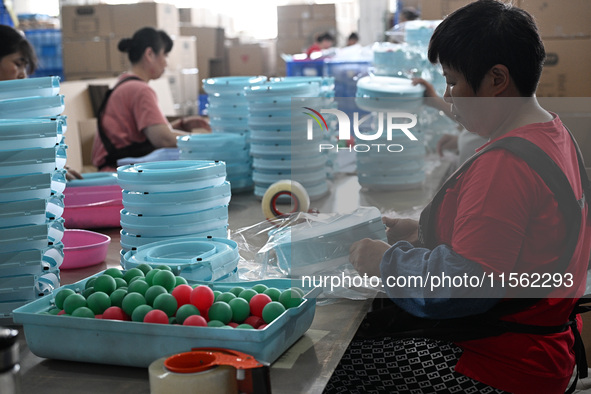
65, 167, 83, 181
177, 116, 211, 132
349, 238, 390, 278
382, 217, 419, 245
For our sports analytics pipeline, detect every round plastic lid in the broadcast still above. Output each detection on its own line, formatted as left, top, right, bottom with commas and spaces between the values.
356, 75, 425, 96
203, 76, 266, 94
118, 160, 226, 183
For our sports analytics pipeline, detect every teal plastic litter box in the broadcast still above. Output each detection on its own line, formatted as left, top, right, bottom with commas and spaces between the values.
12, 276, 319, 367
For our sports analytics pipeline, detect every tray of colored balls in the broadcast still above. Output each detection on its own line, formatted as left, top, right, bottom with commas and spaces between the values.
12, 264, 319, 367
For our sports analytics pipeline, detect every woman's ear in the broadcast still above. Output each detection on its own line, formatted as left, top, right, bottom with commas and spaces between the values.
481, 64, 511, 96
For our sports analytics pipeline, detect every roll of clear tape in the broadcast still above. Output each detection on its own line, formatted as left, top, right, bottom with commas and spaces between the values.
261, 180, 310, 220
149, 356, 238, 394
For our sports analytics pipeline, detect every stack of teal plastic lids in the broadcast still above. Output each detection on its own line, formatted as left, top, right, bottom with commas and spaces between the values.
117, 161, 232, 273
122, 237, 239, 281
0, 76, 65, 322
244, 77, 334, 200
177, 133, 252, 193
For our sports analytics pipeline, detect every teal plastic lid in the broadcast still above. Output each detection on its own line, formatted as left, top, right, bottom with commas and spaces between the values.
203, 76, 266, 94
0, 76, 60, 100
0, 95, 65, 118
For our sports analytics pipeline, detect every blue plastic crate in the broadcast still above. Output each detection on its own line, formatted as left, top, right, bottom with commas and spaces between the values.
23, 29, 63, 77
286, 60, 326, 77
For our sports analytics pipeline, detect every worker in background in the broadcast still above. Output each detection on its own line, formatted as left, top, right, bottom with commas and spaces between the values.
326, 1, 591, 393
91, 27, 210, 172
346, 32, 359, 46
306, 32, 335, 59
0, 24, 83, 180
398, 6, 420, 23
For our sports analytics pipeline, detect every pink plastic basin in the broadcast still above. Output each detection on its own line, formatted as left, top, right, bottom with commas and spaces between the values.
62, 185, 123, 229
61, 229, 111, 270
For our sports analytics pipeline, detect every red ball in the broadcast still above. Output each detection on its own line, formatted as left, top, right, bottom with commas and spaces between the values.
171, 284, 193, 307
143, 309, 169, 324
57, 309, 66, 315
190, 285, 215, 315
244, 315, 265, 329
102, 306, 129, 321
95, 314, 103, 319
249, 293, 272, 317
258, 324, 268, 330
183, 315, 208, 327
227, 322, 239, 328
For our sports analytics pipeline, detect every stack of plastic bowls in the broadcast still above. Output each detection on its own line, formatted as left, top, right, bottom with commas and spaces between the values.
177, 133, 252, 193
117, 160, 231, 263
354, 76, 427, 190
0, 76, 66, 322
245, 78, 332, 200
203, 76, 266, 139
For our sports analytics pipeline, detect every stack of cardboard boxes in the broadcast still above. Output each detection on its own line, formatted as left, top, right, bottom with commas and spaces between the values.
275, 2, 358, 76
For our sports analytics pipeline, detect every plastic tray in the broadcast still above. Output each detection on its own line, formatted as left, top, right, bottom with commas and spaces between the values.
61, 229, 111, 270
0, 76, 60, 100
62, 184, 123, 229
0, 118, 61, 150
0, 218, 64, 253
0, 194, 64, 227
13, 276, 318, 367
0, 95, 65, 118
0, 172, 65, 203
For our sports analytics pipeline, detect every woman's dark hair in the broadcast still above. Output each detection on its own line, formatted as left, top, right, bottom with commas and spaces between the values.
316, 32, 335, 43
118, 27, 173, 64
0, 25, 37, 74
428, 0, 545, 97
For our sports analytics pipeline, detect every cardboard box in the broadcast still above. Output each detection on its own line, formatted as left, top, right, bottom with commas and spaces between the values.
180, 26, 225, 92
277, 4, 312, 21
168, 36, 198, 71
178, 8, 219, 28
108, 36, 127, 74
277, 37, 309, 55
419, 0, 479, 20
520, 0, 591, 38
277, 19, 301, 38
63, 39, 110, 75
227, 42, 276, 77
60, 4, 112, 39
166, 69, 199, 116
311, 3, 337, 20
300, 18, 337, 39
537, 38, 591, 97
109, 2, 179, 38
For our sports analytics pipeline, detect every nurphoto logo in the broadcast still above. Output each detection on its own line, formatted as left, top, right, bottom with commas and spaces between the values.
303, 107, 419, 153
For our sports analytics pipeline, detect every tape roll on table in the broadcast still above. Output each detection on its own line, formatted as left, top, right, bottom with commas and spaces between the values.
149, 356, 237, 394
262, 180, 310, 220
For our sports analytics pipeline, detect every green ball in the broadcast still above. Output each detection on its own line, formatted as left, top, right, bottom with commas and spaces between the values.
63, 293, 87, 315
251, 284, 268, 293
229, 286, 245, 297
145, 268, 161, 286
48, 308, 61, 315
228, 297, 250, 323
131, 304, 153, 322
115, 277, 128, 289
262, 301, 286, 324
127, 279, 149, 296
175, 276, 188, 286
54, 288, 75, 310
85, 277, 96, 290
208, 301, 233, 324
109, 288, 128, 308
123, 268, 145, 284
156, 265, 172, 271
104, 268, 124, 279
169, 317, 177, 324
153, 293, 178, 317
207, 320, 225, 327
144, 285, 168, 306
236, 324, 254, 329
82, 287, 95, 299
121, 292, 146, 316
175, 304, 200, 324
71, 307, 95, 318
279, 289, 303, 309
238, 289, 258, 302
129, 276, 147, 284
263, 287, 281, 302
135, 263, 153, 275
213, 290, 222, 301
86, 291, 111, 315
93, 275, 117, 295
217, 292, 236, 303
152, 270, 176, 292
291, 287, 305, 297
